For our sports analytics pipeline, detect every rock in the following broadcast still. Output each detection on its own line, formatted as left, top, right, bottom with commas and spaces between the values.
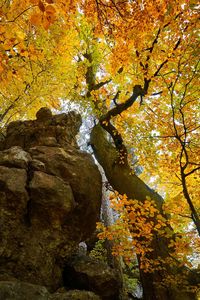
28, 145, 102, 237
0, 166, 28, 214
0, 146, 31, 169
51, 289, 101, 300
0, 281, 49, 300
3, 109, 82, 150
40, 137, 58, 146
0, 132, 5, 151
0, 281, 101, 300
29, 171, 76, 227
30, 159, 46, 171
36, 107, 52, 121
0, 108, 102, 292
63, 255, 120, 300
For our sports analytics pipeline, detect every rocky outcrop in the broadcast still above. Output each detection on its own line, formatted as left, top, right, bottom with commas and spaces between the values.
0, 281, 101, 300
0, 108, 102, 292
3, 107, 81, 150
63, 255, 121, 299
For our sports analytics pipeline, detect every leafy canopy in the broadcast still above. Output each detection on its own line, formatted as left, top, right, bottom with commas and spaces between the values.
0, 0, 199, 267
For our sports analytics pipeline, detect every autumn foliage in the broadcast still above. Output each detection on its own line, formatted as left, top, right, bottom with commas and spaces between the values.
0, 0, 199, 298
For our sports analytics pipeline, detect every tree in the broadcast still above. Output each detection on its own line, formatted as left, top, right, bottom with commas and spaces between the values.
0, 1, 199, 299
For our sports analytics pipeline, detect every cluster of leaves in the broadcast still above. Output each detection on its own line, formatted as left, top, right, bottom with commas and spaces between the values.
0, 0, 80, 125
1, 1, 199, 122
123, 273, 140, 299
97, 192, 196, 271
97, 191, 200, 293
120, 34, 200, 234
89, 239, 108, 263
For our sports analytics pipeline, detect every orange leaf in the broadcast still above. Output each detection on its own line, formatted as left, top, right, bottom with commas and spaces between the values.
0, 64, 4, 73
45, 5, 56, 15
30, 13, 42, 26
43, 17, 50, 30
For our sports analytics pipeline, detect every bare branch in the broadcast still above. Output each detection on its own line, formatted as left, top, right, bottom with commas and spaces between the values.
185, 167, 200, 177
93, 79, 112, 90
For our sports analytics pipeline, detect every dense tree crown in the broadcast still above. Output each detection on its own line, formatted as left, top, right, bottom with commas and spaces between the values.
0, 0, 199, 298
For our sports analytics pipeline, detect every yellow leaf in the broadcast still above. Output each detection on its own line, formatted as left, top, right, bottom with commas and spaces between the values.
45, 4, 56, 15
20, 49, 29, 57
16, 31, 26, 40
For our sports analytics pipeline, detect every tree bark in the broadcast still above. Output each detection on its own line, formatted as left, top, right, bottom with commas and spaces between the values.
90, 125, 199, 300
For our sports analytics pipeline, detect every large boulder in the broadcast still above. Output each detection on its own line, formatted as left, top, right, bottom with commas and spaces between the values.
0, 108, 102, 292
0, 281, 49, 300
63, 255, 121, 300
0, 281, 101, 300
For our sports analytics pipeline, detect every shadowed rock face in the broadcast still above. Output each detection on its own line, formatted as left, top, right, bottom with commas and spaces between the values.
63, 255, 120, 300
0, 108, 102, 291
0, 281, 101, 300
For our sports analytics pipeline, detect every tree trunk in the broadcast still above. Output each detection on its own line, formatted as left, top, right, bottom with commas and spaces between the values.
101, 170, 129, 299
90, 125, 199, 300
